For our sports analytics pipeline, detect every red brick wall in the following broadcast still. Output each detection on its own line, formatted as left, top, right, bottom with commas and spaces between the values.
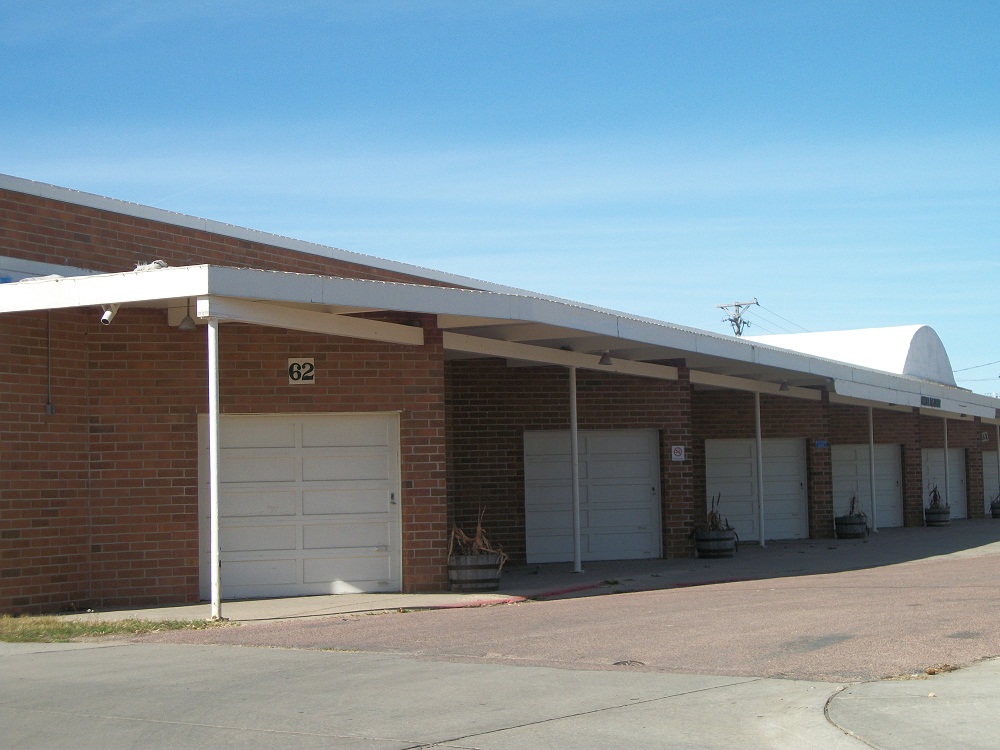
1, 310, 90, 612
1, 308, 446, 613
445, 360, 694, 560
0, 187, 453, 284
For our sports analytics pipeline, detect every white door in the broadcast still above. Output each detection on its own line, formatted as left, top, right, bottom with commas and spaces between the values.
524, 429, 661, 563
199, 413, 401, 599
705, 438, 808, 541
832, 444, 904, 528
984, 451, 999, 514
921, 448, 967, 519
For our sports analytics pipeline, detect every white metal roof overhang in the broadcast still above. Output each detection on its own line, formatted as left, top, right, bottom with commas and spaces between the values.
3, 263, 998, 422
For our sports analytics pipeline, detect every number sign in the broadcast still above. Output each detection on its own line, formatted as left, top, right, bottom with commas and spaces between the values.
287, 358, 315, 384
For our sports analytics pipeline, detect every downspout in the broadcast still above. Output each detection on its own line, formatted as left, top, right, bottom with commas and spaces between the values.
568, 366, 583, 573
755, 391, 766, 547
207, 317, 223, 620
868, 406, 878, 531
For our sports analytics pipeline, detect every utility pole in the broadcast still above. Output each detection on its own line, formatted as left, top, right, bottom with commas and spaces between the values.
718, 298, 758, 337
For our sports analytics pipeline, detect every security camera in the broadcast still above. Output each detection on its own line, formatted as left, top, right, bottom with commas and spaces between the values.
100, 304, 119, 325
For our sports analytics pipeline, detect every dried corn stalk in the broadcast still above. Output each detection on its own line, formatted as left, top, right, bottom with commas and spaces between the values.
448, 507, 508, 571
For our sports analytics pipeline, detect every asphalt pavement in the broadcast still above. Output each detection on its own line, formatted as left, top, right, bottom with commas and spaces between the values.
5, 521, 1000, 749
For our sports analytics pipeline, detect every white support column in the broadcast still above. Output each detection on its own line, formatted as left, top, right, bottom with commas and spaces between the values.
755, 391, 766, 548
207, 318, 223, 620
868, 406, 878, 531
568, 367, 583, 573
942, 417, 950, 508
996, 424, 1000, 494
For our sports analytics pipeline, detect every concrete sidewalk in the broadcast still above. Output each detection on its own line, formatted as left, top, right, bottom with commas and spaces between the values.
61, 521, 1000, 623
4, 640, 998, 749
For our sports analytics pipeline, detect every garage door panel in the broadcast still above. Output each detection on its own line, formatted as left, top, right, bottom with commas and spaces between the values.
221, 456, 297, 483
302, 454, 388, 482
303, 556, 391, 586
588, 483, 651, 506
303, 489, 386, 515
220, 490, 297, 517
302, 418, 388, 448
524, 459, 574, 482
589, 507, 654, 528
223, 559, 298, 586
221, 420, 296, 449
525, 433, 571, 455
706, 440, 753, 460
222, 524, 297, 552
303, 521, 388, 550
589, 457, 654, 480
525, 509, 572, 531
711, 462, 754, 480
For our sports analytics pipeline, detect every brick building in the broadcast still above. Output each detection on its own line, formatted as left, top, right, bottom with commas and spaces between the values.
2, 173, 999, 614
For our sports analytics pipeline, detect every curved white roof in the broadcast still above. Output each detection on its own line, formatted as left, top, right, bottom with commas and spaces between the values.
748, 325, 957, 387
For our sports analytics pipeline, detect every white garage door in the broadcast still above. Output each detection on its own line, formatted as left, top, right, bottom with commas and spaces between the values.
831, 444, 903, 528
524, 429, 661, 563
921, 448, 967, 519
705, 438, 808, 541
984, 451, 999, 514
199, 413, 401, 599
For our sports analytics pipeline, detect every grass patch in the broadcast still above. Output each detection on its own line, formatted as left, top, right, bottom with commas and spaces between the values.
0, 614, 229, 643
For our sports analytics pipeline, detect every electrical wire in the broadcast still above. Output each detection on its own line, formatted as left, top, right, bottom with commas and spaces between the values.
755, 303, 811, 333
953, 359, 1000, 373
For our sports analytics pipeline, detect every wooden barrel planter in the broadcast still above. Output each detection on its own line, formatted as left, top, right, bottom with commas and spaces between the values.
448, 553, 502, 592
694, 529, 737, 558
924, 507, 951, 527
834, 515, 868, 539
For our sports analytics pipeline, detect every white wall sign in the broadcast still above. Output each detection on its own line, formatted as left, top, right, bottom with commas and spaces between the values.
287, 358, 315, 384
671, 445, 685, 462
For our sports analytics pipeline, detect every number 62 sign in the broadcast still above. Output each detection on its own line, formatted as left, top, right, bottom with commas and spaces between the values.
287, 358, 316, 384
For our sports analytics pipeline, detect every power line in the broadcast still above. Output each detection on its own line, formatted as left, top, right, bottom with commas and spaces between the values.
953, 359, 1000, 373
755, 303, 811, 333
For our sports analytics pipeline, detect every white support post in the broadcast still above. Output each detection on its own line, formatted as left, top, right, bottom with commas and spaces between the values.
868, 406, 878, 531
755, 391, 766, 548
942, 417, 950, 508
996, 425, 1000, 494
207, 318, 222, 620
568, 366, 583, 573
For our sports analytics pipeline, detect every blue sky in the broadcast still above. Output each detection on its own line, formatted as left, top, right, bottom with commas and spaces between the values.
3, 1, 999, 393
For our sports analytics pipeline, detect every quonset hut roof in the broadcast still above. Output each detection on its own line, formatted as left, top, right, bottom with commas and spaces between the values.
748, 326, 957, 387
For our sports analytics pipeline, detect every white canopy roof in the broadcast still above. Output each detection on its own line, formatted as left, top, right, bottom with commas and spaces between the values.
1, 263, 997, 421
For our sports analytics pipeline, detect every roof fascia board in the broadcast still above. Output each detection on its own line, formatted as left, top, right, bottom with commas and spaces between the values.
198, 296, 424, 346
443, 332, 678, 381
0, 265, 211, 313
828, 394, 916, 413
833, 379, 995, 419
689, 370, 823, 401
